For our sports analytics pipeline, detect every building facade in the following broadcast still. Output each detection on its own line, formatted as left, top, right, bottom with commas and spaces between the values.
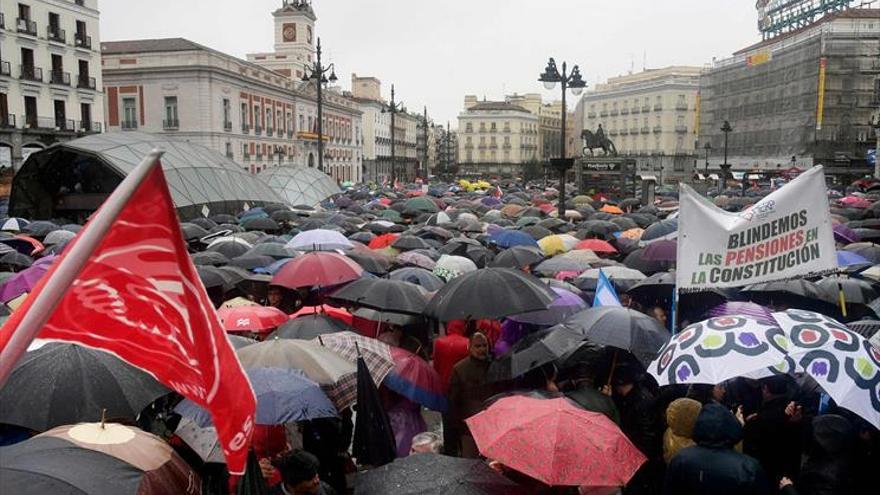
246, 0, 316, 79
101, 39, 362, 182
0, 0, 103, 169
457, 96, 539, 177
699, 8, 880, 177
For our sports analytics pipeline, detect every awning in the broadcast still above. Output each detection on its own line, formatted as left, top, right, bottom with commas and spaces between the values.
697, 174, 706, 180
709, 174, 719, 180
732, 172, 745, 180
747, 174, 761, 180
638, 174, 657, 181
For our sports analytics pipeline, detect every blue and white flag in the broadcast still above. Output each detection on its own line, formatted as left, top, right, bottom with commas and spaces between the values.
593, 269, 621, 307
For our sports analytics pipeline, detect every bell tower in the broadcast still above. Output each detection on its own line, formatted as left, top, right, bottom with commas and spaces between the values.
273, 0, 317, 65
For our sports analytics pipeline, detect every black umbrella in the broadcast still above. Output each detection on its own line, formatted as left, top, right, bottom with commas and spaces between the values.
191, 251, 230, 266
354, 453, 525, 495
574, 220, 619, 239
236, 450, 270, 495
206, 239, 252, 259
627, 271, 676, 301
347, 251, 392, 275
391, 235, 432, 251
640, 218, 678, 244
350, 232, 376, 244
741, 279, 828, 303
521, 225, 553, 240
386, 267, 445, 291
353, 357, 397, 467
270, 314, 350, 340
0, 343, 169, 431
424, 268, 556, 321
622, 248, 673, 275
271, 210, 300, 222
610, 217, 639, 231
0, 251, 33, 269
211, 214, 238, 224
245, 243, 297, 260
197, 266, 233, 290
491, 246, 545, 269
817, 275, 879, 307
228, 255, 275, 270
188, 217, 217, 230
560, 307, 669, 366
0, 436, 144, 494
488, 325, 587, 381
180, 222, 209, 241
228, 334, 258, 350
331, 278, 428, 314
22, 221, 59, 238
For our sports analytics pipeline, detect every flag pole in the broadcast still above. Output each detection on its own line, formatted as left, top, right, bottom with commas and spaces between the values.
0, 150, 165, 388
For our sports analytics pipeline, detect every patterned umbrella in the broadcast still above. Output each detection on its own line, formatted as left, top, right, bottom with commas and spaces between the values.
314, 331, 395, 385
649, 315, 791, 386
217, 306, 288, 333
466, 396, 645, 487
774, 309, 880, 428
708, 301, 775, 324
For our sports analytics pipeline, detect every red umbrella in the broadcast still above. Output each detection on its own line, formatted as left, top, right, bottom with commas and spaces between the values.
384, 347, 447, 412
368, 233, 400, 249
575, 239, 617, 254
271, 252, 363, 289
466, 396, 645, 487
217, 305, 288, 333
293, 304, 354, 325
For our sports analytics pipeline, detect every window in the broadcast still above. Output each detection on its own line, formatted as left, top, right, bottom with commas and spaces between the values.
164, 96, 178, 128
299, 114, 305, 132
222, 98, 231, 130
225, 142, 233, 158
254, 107, 261, 131
266, 108, 273, 131
53, 100, 66, 128
490, 122, 496, 131
242, 143, 250, 158
122, 97, 137, 129
240, 102, 248, 131
80, 103, 92, 130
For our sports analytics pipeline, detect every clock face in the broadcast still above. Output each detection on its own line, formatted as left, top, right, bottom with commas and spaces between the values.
283, 24, 296, 42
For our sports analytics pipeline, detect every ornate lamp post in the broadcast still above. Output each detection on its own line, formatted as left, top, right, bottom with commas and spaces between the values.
704, 142, 712, 173
381, 85, 405, 184
301, 37, 337, 173
418, 106, 431, 180
538, 57, 586, 218
720, 120, 733, 191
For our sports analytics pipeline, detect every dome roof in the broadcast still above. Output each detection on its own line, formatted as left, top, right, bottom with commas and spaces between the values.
260, 165, 341, 207
9, 131, 284, 220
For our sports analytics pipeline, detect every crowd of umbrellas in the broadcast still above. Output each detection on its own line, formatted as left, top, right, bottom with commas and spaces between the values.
0, 176, 879, 494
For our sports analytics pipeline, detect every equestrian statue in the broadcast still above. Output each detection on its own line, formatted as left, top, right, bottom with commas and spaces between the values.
582, 124, 617, 156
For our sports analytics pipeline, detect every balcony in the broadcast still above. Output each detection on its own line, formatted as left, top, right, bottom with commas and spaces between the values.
0, 13, 4, 29
77, 75, 96, 89
47, 26, 66, 43
79, 121, 101, 133
17, 18, 36, 36
620, 108, 629, 115
631, 107, 640, 114
620, 129, 628, 135
676, 103, 689, 111
287, 129, 294, 138
599, 111, 608, 117
1, 115, 15, 129
121, 120, 138, 130
20, 117, 75, 131
226, 151, 234, 159
266, 127, 274, 137
641, 105, 651, 112
629, 127, 639, 134
610, 109, 619, 116
640, 126, 650, 134
241, 123, 250, 133
503, 128, 511, 133
19, 65, 42, 82
255, 152, 263, 161
675, 125, 688, 134
254, 125, 262, 136
49, 70, 70, 86
653, 104, 663, 111
224, 121, 232, 132
0, 61, 10, 76
608, 129, 618, 136
653, 125, 662, 134
502, 144, 512, 149
163, 119, 179, 130
587, 112, 596, 118
74, 33, 92, 49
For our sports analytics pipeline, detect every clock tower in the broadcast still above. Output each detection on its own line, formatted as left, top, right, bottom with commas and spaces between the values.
247, 1, 318, 79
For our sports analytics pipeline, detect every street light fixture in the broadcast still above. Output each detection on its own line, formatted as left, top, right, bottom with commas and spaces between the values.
720, 120, 733, 191
538, 57, 587, 218
381, 84, 405, 185
301, 37, 337, 174
703, 142, 712, 173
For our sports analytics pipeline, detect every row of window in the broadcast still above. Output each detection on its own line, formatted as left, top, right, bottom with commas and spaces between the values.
597, 115, 690, 131
590, 94, 689, 113
464, 149, 538, 162
10, 2, 92, 49
0, 46, 94, 88
236, 99, 354, 141
462, 121, 538, 134
0, 91, 96, 131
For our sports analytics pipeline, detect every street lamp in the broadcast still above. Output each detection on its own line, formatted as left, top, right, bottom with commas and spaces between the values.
417, 106, 431, 180
720, 120, 733, 191
538, 57, 586, 218
381, 85, 405, 185
301, 37, 337, 174
703, 142, 712, 173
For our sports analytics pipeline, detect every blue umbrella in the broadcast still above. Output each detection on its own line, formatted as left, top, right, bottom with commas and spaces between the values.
254, 257, 293, 275
837, 250, 870, 267
176, 368, 337, 426
490, 230, 540, 249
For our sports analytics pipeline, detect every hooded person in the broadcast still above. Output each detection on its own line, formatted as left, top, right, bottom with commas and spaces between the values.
611, 361, 663, 495
664, 404, 772, 495
779, 414, 856, 495
663, 398, 702, 464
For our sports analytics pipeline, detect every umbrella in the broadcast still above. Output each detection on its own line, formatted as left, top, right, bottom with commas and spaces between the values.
774, 309, 880, 428
353, 356, 397, 467
576, 220, 620, 239
35, 422, 200, 493
533, 255, 593, 277
197, 265, 233, 290
817, 275, 878, 305
237, 338, 358, 409
642, 239, 677, 262
206, 238, 252, 259
403, 197, 440, 214
43, 229, 75, 246
245, 243, 298, 260
538, 234, 579, 256
270, 314, 350, 340
331, 278, 428, 315
575, 266, 647, 292
561, 307, 669, 366
508, 287, 589, 326
0, 262, 49, 302
271, 252, 363, 289
347, 251, 392, 275
489, 230, 539, 249
387, 267, 445, 291
847, 319, 880, 339
175, 416, 224, 464
707, 301, 775, 324
0, 217, 29, 231
369, 233, 400, 249
742, 279, 828, 303
433, 255, 478, 280
176, 368, 337, 426
217, 305, 288, 333
837, 250, 871, 267
640, 218, 678, 245
181, 222, 209, 241
466, 396, 646, 487
424, 268, 556, 321
228, 255, 275, 270
241, 217, 279, 232
353, 454, 524, 495
649, 315, 791, 386
383, 347, 448, 412
0, 251, 33, 269
834, 223, 861, 244
191, 251, 230, 266
490, 246, 545, 269
574, 239, 617, 254
392, 235, 432, 251
0, 436, 157, 494
287, 229, 354, 251
622, 248, 674, 275
395, 251, 437, 270
227, 334, 258, 350
315, 331, 395, 385
489, 324, 588, 381
0, 343, 169, 431
843, 242, 880, 263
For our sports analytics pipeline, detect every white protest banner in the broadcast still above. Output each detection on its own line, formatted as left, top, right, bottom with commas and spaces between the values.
676, 166, 837, 291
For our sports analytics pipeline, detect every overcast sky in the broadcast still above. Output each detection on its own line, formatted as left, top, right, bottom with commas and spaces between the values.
100, 0, 759, 127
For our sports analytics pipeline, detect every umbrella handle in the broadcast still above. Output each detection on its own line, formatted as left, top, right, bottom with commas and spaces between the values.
605, 349, 619, 391
355, 340, 362, 358
838, 282, 847, 318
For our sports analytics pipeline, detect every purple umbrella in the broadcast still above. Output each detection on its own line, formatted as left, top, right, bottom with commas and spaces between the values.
642, 239, 677, 262
0, 262, 50, 302
508, 287, 588, 326
707, 301, 775, 326
833, 223, 861, 245
395, 251, 436, 270
481, 197, 503, 207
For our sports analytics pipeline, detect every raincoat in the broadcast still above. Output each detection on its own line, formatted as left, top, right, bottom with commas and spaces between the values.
662, 398, 702, 464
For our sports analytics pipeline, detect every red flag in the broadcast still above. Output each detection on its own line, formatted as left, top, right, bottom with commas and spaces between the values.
0, 158, 256, 474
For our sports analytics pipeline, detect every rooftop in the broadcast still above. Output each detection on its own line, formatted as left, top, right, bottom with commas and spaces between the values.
101, 38, 208, 55
467, 101, 531, 113
734, 7, 880, 55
